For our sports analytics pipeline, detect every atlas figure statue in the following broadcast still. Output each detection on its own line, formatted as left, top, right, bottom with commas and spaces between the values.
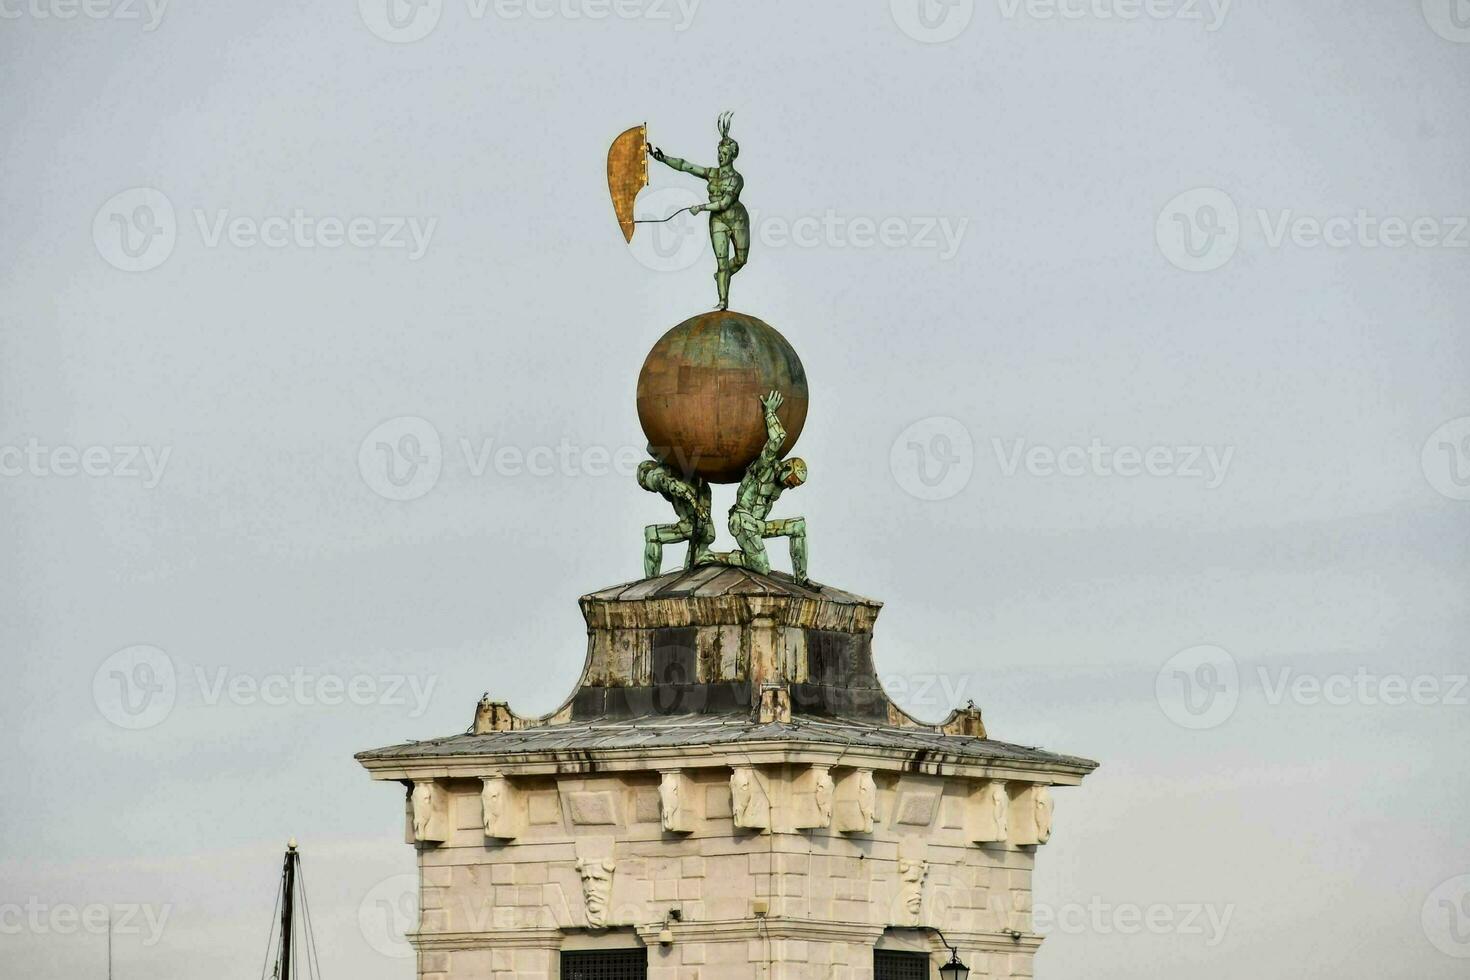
637, 461, 715, 578
704, 390, 809, 583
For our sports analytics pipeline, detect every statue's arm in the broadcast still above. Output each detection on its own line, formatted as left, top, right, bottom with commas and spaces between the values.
759, 392, 786, 461
649, 147, 710, 178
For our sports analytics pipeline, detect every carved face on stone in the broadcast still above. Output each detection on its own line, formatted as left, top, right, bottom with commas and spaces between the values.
898, 858, 927, 917
575, 858, 616, 925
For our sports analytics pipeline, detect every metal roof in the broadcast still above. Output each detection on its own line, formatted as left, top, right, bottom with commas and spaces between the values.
355, 712, 1098, 774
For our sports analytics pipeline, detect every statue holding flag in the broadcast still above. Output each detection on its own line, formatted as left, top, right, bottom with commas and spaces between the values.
607, 112, 751, 311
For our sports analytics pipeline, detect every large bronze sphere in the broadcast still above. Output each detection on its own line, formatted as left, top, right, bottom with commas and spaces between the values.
637, 311, 809, 484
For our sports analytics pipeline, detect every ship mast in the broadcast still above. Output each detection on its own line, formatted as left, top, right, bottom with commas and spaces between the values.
278, 840, 297, 980
262, 838, 320, 980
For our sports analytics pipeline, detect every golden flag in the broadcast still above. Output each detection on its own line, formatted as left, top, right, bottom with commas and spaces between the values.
607, 124, 648, 244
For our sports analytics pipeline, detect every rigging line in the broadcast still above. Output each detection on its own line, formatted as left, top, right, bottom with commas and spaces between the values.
297, 856, 324, 980
260, 865, 285, 980
633, 206, 694, 225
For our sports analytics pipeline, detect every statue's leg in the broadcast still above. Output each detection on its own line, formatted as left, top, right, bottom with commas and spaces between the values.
761, 517, 808, 583
730, 220, 751, 277
645, 522, 691, 577
710, 220, 732, 310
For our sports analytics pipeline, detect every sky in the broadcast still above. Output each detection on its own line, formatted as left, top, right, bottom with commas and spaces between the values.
2, 1, 1468, 977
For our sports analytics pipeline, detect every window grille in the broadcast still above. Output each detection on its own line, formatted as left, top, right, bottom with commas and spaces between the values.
874, 948, 931, 980
561, 948, 648, 979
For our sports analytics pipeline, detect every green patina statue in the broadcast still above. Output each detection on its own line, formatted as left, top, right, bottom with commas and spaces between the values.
637, 460, 715, 578
649, 112, 749, 312
704, 391, 809, 583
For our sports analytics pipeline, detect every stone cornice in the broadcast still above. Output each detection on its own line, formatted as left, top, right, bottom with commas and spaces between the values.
357, 741, 1093, 785
409, 922, 1046, 953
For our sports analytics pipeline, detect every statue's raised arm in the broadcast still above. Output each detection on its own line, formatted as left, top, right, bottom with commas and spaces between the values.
648, 145, 711, 179
758, 390, 786, 461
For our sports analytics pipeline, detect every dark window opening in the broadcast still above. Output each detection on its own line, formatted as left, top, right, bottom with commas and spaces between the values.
651, 627, 697, 685
562, 948, 648, 979
875, 949, 931, 980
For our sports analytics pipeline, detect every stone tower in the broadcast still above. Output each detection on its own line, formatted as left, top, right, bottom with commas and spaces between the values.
356, 565, 1096, 979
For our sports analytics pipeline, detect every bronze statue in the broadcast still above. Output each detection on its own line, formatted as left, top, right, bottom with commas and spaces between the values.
648, 112, 750, 311
637, 460, 714, 578
704, 391, 808, 583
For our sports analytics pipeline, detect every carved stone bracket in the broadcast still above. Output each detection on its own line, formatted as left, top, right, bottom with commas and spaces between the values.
967, 778, 1009, 844
833, 768, 877, 834
659, 770, 697, 833
480, 774, 522, 840
407, 779, 449, 844
730, 766, 770, 831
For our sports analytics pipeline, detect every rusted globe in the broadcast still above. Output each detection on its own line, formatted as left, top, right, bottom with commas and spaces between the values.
637, 311, 809, 484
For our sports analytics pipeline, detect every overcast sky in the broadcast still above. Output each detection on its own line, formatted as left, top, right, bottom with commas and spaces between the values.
2, 2, 1468, 978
